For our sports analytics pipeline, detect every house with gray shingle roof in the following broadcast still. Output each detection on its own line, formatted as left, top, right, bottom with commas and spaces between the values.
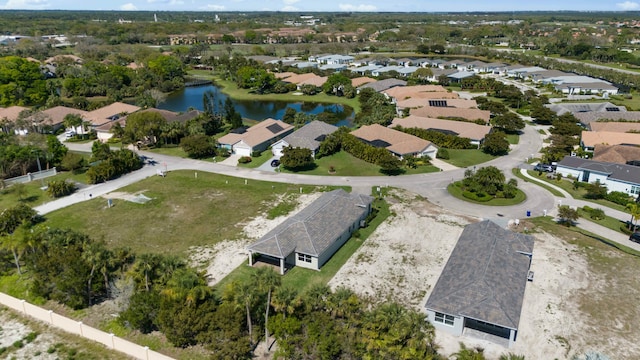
247, 189, 373, 274
271, 121, 338, 158
556, 155, 640, 196
425, 220, 534, 348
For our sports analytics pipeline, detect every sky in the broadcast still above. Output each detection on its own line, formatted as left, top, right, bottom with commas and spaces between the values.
2, 0, 640, 12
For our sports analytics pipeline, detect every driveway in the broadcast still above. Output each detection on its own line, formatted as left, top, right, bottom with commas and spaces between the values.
255, 155, 279, 172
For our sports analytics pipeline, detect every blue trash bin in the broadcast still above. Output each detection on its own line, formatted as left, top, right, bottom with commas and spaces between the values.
526, 210, 531, 217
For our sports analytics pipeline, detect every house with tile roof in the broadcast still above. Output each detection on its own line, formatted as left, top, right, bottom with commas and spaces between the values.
86, 102, 141, 127
588, 121, 640, 133
593, 144, 640, 166
247, 189, 373, 274
24, 106, 89, 134
0, 106, 31, 134
556, 155, 640, 196
351, 124, 438, 159
390, 115, 491, 147
425, 220, 534, 348
410, 106, 490, 124
383, 85, 450, 101
271, 121, 338, 158
218, 118, 294, 157
581, 131, 640, 151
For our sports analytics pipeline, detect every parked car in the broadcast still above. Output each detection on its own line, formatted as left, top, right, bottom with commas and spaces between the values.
270, 159, 280, 167
534, 163, 554, 172
630, 232, 640, 243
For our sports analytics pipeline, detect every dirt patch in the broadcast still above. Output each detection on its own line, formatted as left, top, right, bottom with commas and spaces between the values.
328, 190, 619, 359
102, 191, 152, 204
329, 194, 472, 309
189, 193, 323, 286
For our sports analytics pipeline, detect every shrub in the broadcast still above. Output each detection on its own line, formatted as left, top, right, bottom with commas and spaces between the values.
13, 340, 23, 348
462, 191, 492, 202
606, 191, 633, 206
588, 207, 605, 220
46, 180, 76, 198
555, 173, 562, 181
238, 156, 252, 164
436, 148, 450, 159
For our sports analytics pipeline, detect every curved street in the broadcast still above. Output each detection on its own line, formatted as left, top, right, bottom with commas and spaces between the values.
37, 124, 637, 249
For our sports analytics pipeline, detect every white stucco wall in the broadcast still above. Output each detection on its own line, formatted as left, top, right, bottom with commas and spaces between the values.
425, 309, 464, 336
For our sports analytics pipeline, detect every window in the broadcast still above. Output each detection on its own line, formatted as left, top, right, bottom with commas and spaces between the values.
631, 185, 640, 195
434, 312, 455, 326
297, 253, 312, 263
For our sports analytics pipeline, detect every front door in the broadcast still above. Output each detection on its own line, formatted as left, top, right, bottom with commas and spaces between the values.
582, 171, 590, 182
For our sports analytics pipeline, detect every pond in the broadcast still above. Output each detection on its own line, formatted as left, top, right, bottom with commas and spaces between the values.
158, 84, 355, 126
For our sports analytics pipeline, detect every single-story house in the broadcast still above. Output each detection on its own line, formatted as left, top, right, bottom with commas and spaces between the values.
271, 120, 338, 158
390, 115, 491, 148
351, 77, 376, 88
410, 106, 491, 124
589, 121, 640, 133
247, 189, 373, 274
447, 71, 477, 82
218, 118, 294, 157
86, 102, 141, 127
592, 144, 640, 166
357, 78, 407, 93
556, 156, 640, 196
383, 85, 451, 101
580, 131, 640, 151
351, 123, 438, 159
37, 106, 88, 132
0, 106, 30, 134
425, 220, 534, 348
575, 111, 640, 127
545, 102, 623, 117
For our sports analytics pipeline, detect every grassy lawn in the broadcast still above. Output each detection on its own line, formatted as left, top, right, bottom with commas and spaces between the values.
211, 76, 361, 114
237, 150, 272, 169
505, 133, 520, 145
441, 149, 498, 168
0, 170, 90, 211
146, 145, 188, 158
526, 170, 629, 212
577, 207, 631, 235
447, 182, 527, 206
511, 168, 565, 198
216, 197, 390, 294
280, 151, 439, 176
44, 170, 344, 256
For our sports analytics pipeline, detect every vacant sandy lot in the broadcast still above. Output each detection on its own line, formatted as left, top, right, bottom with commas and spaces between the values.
329, 190, 619, 359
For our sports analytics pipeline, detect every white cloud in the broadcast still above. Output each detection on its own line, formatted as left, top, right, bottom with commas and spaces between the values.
283, 0, 299, 4
201, 4, 225, 10
281, 5, 298, 11
120, 2, 138, 10
617, 1, 640, 9
338, 3, 377, 11
3, 0, 49, 9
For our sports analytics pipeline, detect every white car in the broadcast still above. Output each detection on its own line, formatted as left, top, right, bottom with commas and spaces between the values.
64, 130, 76, 138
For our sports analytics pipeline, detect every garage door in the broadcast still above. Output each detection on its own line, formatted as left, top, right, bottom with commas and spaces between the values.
234, 147, 251, 157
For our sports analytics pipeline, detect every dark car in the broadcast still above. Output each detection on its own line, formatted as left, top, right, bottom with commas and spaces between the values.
534, 163, 554, 172
630, 232, 640, 243
270, 159, 280, 167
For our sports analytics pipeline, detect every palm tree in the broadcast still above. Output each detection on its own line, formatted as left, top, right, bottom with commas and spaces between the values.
82, 241, 107, 305
626, 202, 640, 232
499, 353, 525, 360
1, 222, 31, 275
452, 342, 486, 360
230, 280, 255, 346
251, 266, 281, 349
272, 285, 299, 320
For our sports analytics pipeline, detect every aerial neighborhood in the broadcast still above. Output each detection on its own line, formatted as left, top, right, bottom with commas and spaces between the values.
2, 8, 640, 360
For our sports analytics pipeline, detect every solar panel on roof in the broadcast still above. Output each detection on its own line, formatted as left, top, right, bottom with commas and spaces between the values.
605, 107, 620, 112
428, 100, 448, 107
266, 123, 284, 133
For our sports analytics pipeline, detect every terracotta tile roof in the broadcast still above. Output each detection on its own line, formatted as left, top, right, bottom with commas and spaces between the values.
581, 131, 640, 147
391, 115, 491, 141
95, 117, 126, 132
394, 91, 459, 102
383, 85, 450, 99
593, 144, 640, 164
298, 76, 327, 87
218, 118, 294, 147
397, 98, 478, 109
351, 77, 376, 87
351, 124, 435, 156
29, 106, 88, 126
589, 122, 640, 133
86, 102, 141, 126
282, 73, 322, 84
275, 72, 296, 79
410, 106, 490, 123
0, 106, 30, 122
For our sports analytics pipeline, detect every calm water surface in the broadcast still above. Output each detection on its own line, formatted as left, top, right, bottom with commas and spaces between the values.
159, 84, 354, 126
